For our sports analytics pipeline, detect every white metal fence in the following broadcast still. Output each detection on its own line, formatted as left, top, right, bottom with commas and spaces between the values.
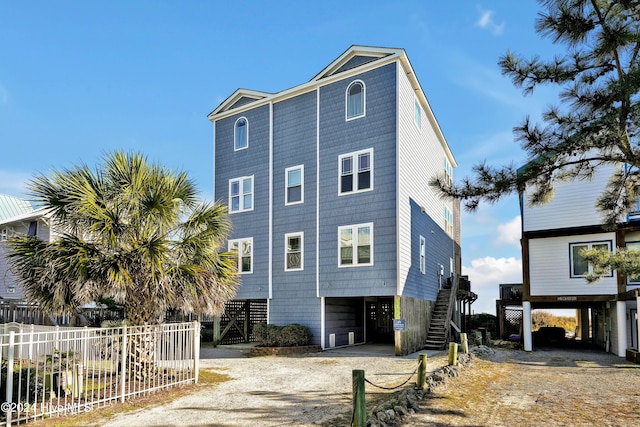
0, 321, 200, 426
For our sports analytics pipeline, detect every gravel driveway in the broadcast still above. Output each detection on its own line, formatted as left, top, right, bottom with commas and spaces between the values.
98, 344, 640, 427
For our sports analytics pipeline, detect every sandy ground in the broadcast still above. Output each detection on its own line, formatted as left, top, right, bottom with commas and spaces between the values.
405, 347, 640, 427
101, 343, 446, 427
87, 344, 640, 427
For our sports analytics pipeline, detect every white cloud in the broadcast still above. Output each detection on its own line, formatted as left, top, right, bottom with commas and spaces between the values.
495, 215, 521, 248
475, 7, 505, 36
462, 256, 522, 314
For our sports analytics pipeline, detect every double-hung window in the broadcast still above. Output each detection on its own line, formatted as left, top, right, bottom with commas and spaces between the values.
339, 148, 372, 195
627, 241, 640, 284
0, 228, 7, 241
234, 117, 248, 151
285, 165, 303, 205
339, 223, 373, 267
285, 232, 303, 271
569, 241, 612, 278
229, 176, 253, 213
346, 80, 365, 120
444, 157, 454, 186
229, 238, 253, 274
420, 236, 426, 274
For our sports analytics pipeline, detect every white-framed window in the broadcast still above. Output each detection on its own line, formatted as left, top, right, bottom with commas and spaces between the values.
414, 99, 422, 129
346, 80, 365, 120
626, 241, 640, 284
444, 157, 454, 186
569, 241, 613, 278
285, 232, 304, 271
444, 206, 453, 236
339, 223, 373, 267
234, 117, 248, 151
0, 228, 7, 241
419, 235, 426, 274
339, 148, 373, 195
285, 165, 304, 205
229, 238, 253, 274
229, 176, 254, 213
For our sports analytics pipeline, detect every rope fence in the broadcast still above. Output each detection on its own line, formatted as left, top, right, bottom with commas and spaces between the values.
363, 358, 423, 390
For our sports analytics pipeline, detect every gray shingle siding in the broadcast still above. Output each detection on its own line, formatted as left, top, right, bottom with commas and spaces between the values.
403, 199, 453, 301
334, 55, 379, 75
318, 63, 397, 297
269, 90, 321, 342
214, 104, 271, 300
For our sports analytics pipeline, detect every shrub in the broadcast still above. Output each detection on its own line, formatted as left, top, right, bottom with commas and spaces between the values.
253, 323, 312, 347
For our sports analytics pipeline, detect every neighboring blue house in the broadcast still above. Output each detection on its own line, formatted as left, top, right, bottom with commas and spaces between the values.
208, 46, 466, 355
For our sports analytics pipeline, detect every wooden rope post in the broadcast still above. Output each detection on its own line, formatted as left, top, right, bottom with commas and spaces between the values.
460, 333, 469, 354
352, 369, 366, 426
448, 342, 458, 366
416, 353, 428, 389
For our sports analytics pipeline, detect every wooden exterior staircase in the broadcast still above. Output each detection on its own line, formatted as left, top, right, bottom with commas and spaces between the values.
425, 278, 459, 350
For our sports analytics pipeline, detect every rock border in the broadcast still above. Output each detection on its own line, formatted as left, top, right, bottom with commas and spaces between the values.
366, 346, 494, 427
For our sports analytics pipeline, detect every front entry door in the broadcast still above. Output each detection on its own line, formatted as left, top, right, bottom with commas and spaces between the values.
366, 299, 394, 343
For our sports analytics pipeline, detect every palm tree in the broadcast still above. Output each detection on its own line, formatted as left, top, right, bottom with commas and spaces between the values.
9, 151, 238, 326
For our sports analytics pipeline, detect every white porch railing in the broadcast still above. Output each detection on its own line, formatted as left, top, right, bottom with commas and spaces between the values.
0, 321, 200, 426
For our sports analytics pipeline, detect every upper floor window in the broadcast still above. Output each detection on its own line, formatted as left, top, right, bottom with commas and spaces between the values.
569, 241, 612, 278
0, 228, 7, 241
229, 238, 253, 274
27, 221, 37, 237
339, 148, 373, 195
444, 207, 453, 236
234, 117, 248, 151
444, 157, 454, 186
285, 165, 304, 205
626, 241, 640, 283
414, 99, 422, 129
420, 236, 426, 274
229, 176, 253, 213
285, 232, 304, 271
339, 223, 373, 267
346, 80, 365, 120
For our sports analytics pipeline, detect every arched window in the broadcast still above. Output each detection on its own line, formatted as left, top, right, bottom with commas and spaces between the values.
234, 117, 248, 150
346, 81, 365, 120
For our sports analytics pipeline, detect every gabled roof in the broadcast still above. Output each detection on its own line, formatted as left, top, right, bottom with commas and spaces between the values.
0, 194, 34, 222
310, 45, 403, 82
208, 89, 273, 117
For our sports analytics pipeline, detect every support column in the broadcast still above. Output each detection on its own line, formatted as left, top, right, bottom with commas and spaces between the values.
616, 301, 627, 357
637, 296, 640, 353
580, 308, 590, 341
523, 301, 532, 351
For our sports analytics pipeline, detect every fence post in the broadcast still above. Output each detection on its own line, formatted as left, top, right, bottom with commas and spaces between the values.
6, 331, 15, 427
448, 342, 458, 366
193, 321, 200, 384
352, 370, 366, 426
416, 353, 428, 389
460, 333, 469, 354
120, 324, 128, 403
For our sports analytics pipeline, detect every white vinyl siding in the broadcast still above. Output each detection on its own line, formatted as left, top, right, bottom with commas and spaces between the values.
396, 63, 456, 294
523, 163, 617, 232
528, 233, 618, 296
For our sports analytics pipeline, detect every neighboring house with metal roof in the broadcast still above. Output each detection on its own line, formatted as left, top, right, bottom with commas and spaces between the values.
0, 194, 50, 299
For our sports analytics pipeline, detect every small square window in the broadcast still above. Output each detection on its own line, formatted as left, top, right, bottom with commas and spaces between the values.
569, 241, 612, 278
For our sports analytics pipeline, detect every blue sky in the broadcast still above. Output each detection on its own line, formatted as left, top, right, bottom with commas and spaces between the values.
0, 1, 565, 314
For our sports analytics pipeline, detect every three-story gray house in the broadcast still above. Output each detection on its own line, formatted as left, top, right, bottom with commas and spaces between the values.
208, 46, 462, 355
